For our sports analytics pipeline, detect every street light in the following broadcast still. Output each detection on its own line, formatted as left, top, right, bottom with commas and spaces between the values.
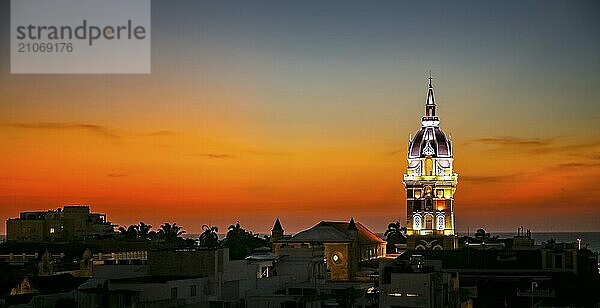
531, 281, 538, 307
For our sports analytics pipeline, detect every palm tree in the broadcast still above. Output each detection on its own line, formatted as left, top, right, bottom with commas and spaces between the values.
384, 221, 407, 253
222, 221, 268, 260
227, 221, 242, 235
118, 225, 138, 240
157, 223, 186, 242
137, 222, 152, 240
199, 225, 220, 248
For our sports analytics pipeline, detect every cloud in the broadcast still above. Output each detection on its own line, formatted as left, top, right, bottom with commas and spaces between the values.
244, 149, 293, 156
460, 173, 520, 183
8, 122, 181, 140
554, 162, 600, 169
10, 122, 119, 139
107, 173, 127, 178
140, 130, 179, 137
470, 136, 554, 147
190, 148, 292, 159
469, 136, 600, 155
196, 153, 236, 159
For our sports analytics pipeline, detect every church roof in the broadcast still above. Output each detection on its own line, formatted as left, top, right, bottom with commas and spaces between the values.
282, 220, 385, 244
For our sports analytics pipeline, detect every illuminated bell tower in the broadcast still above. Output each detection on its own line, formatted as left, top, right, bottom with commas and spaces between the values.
403, 76, 458, 250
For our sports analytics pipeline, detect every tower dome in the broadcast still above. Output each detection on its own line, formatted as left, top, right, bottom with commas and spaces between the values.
408, 76, 452, 159
408, 127, 452, 158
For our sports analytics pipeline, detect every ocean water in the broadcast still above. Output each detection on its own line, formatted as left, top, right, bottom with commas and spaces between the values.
491, 232, 600, 253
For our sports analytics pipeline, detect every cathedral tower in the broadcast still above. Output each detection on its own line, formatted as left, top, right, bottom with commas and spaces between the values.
403, 76, 458, 250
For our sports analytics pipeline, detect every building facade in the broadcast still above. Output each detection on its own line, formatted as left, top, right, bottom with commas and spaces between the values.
380, 256, 462, 308
272, 218, 386, 281
404, 77, 458, 250
6, 206, 114, 242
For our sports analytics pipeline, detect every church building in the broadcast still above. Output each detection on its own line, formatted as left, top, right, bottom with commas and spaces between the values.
403, 77, 458, 250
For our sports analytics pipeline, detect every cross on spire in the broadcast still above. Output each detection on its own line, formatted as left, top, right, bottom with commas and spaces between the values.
428, 70, 433, 88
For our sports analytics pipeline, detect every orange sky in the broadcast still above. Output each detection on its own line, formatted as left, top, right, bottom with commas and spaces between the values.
1, 1, 599, 234
1, 88, 598, 234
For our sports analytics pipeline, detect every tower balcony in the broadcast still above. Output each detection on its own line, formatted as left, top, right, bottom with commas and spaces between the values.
403, 174, 458, 185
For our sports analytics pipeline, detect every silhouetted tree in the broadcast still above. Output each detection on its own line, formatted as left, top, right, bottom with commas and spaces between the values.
199, 225, 220, 248
384, 221, 407, 253
117, 222, 154, 241
471, 228, 498, 243
157, 223, 186, 242
137, 222, 152, 240
117, 225, 138, 240
222, 221, 268, 260
475, 228, 486, 240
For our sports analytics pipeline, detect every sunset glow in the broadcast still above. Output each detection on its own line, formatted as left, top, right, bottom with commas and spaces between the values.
1, 1, 599, 234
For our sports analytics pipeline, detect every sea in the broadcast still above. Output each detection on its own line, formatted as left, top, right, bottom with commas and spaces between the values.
492, 232, 600, 253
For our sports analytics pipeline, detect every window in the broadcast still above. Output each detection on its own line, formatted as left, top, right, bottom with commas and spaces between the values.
171, 287, 178, 299
49, 227, 55, 234
413, 215, 422, 230
332, 253, 342, 264
436, 215, 445, 230
425, 198, 433, 211
413, 200, 422, 211
414, 190, 422, 199
554, 254, 563, 269
425, 215, 433, 230
190, 285, 197, 297
436, 200, 445, 211
407, 189, 414, 198
436, 189, 444, 198
260, 266, 273, 278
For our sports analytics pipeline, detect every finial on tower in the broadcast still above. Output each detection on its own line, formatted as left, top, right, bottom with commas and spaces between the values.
428, 70, 433, 88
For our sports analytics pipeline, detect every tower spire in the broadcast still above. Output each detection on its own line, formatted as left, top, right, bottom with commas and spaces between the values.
422, 73, 439, 126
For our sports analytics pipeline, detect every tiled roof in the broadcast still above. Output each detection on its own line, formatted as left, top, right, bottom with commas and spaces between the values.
283, 220, 385, 244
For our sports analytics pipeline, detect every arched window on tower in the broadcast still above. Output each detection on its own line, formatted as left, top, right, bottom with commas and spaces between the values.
425, 215, 433, 230
413, 215, 422, 231
436, 214, 445, 230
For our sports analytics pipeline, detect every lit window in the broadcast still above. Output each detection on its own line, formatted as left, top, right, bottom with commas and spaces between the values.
332, 253, 342, 264
413, 215, 422, 230
49, 227, 55, 234
436, 189, 444, 198
436, 200, 445, 211
414, 190, 422, 199
436, 215, 445, 230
